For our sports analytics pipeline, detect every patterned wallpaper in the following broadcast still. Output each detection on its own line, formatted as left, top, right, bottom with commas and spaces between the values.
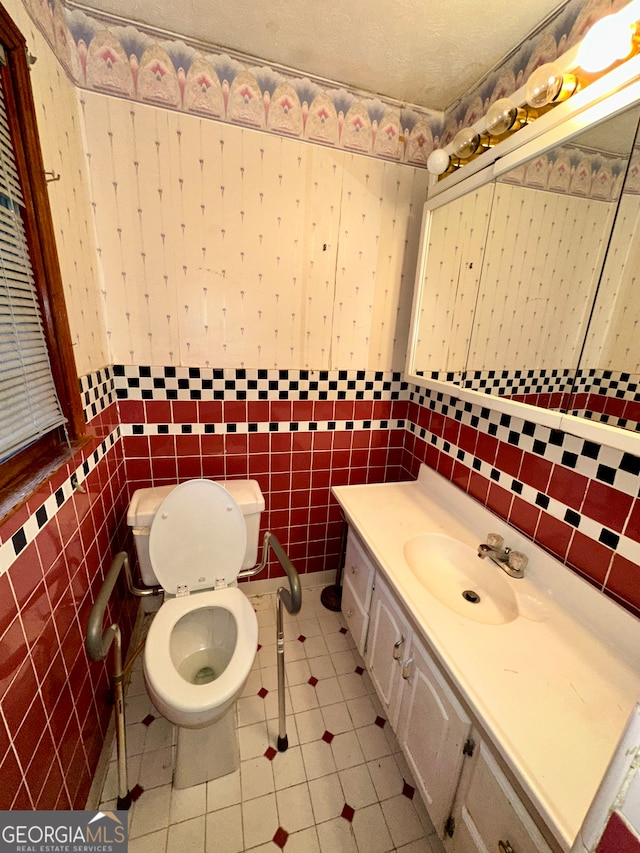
5, 0, 108, 376
82, 90, 428, 371
19, 0, 442, 167
412, 181, 614, 375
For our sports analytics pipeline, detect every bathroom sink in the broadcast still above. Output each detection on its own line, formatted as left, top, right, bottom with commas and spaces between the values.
403, 533, 519, 625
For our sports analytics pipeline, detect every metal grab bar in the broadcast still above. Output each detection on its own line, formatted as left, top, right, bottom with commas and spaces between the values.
262, 531, 302, 752
85, 551, 131, 810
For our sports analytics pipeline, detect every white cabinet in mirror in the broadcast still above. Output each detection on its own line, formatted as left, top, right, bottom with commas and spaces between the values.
406, 58, 640, 456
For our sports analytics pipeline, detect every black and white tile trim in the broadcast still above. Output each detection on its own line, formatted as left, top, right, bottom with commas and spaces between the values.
79, 366, 115, 423
418, 367, 640, 405
0, 427, 121, 578
120, 419, 405, 437
112, 366, 406, 401
407, 383, 640, 564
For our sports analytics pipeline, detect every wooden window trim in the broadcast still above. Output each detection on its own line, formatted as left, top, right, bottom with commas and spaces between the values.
0, 7, 86, 522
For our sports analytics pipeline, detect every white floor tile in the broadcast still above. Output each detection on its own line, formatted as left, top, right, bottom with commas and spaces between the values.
302, 635, 330, 658
338, 671, 370, 700
241, 791, 278, 849
315, 816, 358, 853
307, 654, 336, 680
346, 694, 379, 729
338, 763, 378, 809
301, 738, 337, 781
206, 769, 241, 812
138, 746, 173, 789
166, 815, 205, 853
367, 755, 405, 801
129, 784, 172, 838
294, 708, 325, 744
169, 782, 206, 824
276, 782, 315, 833
240, 755, 275, 801
381, 793, 427, 847
205, 803, 244, 853
128, 828, 168, 853
331, 649, 359, 675
351, 801, 394, 853
308, 773, 346, 824
144, 717, 175, 752
331, 730, 366, 771
322, 700, 354, 735
356, 723, 394, 762
315, 675, 344, 707
281, 825, 321, 853
285, 657, 312, 685
237, 694, 267, 727
272, 744, 306, 790
238, 721, 271, 761
289, 682, 319, 713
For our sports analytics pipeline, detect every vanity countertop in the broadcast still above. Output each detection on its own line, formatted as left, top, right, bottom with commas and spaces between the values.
332, 465, 640, 852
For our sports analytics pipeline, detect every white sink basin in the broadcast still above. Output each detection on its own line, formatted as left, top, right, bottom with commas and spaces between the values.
403, 533, 519, 625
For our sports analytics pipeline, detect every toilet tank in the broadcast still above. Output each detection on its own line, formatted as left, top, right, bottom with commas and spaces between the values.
127, 479, 265, 586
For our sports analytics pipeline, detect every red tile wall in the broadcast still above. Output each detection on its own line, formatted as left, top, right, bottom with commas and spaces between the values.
402, 397, 640, 618
0, 402, 136, 810
121, 398, 408, 582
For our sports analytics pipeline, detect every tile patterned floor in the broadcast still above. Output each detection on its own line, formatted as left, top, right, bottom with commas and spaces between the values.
97, 586, 444, 852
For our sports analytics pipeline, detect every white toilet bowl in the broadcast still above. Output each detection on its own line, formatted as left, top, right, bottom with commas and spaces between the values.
130, 479, 263, 788
143, 586, 258, 728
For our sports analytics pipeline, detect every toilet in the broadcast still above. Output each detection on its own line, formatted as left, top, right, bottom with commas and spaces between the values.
127, 478, 265, 788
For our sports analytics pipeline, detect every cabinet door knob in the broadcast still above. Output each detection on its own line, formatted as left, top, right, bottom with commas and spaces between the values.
401, 657, 414, 681
345, 608, 353, 618
498, 841, 515, 853
350, 565, 358, 575
392, 636, 405, 660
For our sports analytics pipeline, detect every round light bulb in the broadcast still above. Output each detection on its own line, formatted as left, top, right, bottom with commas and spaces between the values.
578, 14, 634, 73
451, 127, 481, 159
485, 98, 518, 136
427, 148, 451, 175
525, 63, 565, 108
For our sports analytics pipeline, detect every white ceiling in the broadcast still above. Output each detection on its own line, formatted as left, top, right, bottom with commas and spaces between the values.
81, 0, 566, 112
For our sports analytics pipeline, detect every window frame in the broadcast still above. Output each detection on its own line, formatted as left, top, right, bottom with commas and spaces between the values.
0, 6, 85, 519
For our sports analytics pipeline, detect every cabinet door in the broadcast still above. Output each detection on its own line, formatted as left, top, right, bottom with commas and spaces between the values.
445, 740, 552, 853
343, 532, 376, 613
365, 574, 409, 729
342, 575, 369, 655
397, 633, 472, 840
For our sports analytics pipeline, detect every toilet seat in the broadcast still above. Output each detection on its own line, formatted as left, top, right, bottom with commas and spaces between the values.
143, 586, 258, 728
149, 479, 247, 594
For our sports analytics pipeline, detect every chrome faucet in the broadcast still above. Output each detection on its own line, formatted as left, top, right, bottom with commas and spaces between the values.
477, 533, 527, 579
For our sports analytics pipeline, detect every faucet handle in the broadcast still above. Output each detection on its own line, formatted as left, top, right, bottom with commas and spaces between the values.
507, 551, 528, 575
486, 532, 504, 550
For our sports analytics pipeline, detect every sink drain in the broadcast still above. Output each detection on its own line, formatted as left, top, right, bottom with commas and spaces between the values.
462, 589, 481, 604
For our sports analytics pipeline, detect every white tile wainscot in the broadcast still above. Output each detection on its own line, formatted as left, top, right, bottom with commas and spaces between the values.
332, 464, 640, 853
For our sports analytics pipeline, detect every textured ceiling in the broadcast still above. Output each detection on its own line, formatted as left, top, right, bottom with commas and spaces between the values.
79, 0, 566, 111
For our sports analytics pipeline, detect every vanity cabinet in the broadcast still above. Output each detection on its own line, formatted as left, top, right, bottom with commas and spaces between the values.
341, 531, 376, 655
444, 739, 552, 853
346, 526, 557, 850
366, 571, 472, 836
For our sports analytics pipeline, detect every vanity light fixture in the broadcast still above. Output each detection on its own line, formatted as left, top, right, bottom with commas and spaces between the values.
451, 126, 484, 159
577, 13, 639, 74
525, 62, 579, 109
484, 98, 536, 138
426, 147, 452, 176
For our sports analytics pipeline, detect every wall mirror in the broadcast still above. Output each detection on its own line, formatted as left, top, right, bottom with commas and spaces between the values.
406, 67, 640, 455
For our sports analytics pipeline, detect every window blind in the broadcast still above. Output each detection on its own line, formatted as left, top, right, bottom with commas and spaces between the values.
0, 58, 65, 463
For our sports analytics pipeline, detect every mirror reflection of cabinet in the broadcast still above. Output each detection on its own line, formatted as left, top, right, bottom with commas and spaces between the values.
406, 67, 640, 449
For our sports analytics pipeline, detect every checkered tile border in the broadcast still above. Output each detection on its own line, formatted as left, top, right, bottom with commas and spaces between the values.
0, 427, 121, 578
419, 367, 640, 403
406, 383, 640, 564
112, 366, 406, 401
79, 366, 115, 423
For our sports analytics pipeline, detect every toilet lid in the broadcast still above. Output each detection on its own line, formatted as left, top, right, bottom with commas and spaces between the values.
149, 479, 247, 593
